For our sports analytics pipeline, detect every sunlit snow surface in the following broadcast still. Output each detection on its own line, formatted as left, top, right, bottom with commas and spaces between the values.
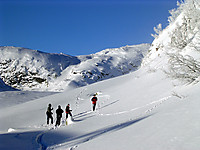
0, 66, 200, 150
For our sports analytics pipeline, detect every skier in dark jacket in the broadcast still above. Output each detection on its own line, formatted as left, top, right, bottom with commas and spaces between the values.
46, 103, 53, 124
65, 104, 72, 119
91, 95, 98, 111
55, 105, 64, 126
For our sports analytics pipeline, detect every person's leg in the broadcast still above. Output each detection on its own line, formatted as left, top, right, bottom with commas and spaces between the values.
50, 115, 53, 124
47, 116, 49, 124
66, 113, 68, 119
55, 118, 58, 126
93, 103, 96, 111
56, 118, 60, 126
58, 117, 61, 125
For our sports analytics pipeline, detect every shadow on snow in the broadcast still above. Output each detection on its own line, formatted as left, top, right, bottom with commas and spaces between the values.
0, 115, 151, 150
97, 100, 120, 110
73, 100, 120, 121
50, 115, 152, 149
0, 130, 42, 150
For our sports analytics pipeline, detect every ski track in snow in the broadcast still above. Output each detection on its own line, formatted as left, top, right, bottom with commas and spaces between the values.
74, 88, 88, 112
98, 95, 172, 116
36, 120, 69, 150
36, 130, 48, 150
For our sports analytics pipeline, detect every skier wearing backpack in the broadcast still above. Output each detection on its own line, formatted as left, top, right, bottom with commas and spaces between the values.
55, 105, 64, 126
46, 103, 53, 124
65, 104, 72, 119
91, 95, 98, 111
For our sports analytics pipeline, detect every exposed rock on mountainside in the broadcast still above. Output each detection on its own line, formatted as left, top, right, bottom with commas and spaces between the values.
0, 44, 150, 91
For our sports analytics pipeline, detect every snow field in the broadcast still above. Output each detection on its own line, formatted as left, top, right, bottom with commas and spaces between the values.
0, 61, 200, 150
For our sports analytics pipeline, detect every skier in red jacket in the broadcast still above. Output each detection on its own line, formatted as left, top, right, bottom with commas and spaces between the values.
91, 95, 98, 111
65, 104, 72, 119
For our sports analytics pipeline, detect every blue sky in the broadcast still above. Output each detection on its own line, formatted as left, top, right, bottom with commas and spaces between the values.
0, 0, 178, 56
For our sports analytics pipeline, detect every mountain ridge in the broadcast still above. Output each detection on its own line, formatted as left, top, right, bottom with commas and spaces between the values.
0, 44, 150, 91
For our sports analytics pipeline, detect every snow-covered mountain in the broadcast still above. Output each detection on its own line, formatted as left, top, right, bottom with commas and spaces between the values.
1, 1, 200, 150
0, 44, 150, 91
0, 46, 81, 91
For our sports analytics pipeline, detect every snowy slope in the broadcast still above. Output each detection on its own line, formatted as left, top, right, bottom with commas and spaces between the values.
0, 44, 150, 91
1, 1, 200, 150
0, 65, 199, 150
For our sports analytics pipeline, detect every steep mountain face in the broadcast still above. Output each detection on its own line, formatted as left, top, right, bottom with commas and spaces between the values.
0, 44, 150, 91
51, 44, 150, 91
142, 0, 200, 84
